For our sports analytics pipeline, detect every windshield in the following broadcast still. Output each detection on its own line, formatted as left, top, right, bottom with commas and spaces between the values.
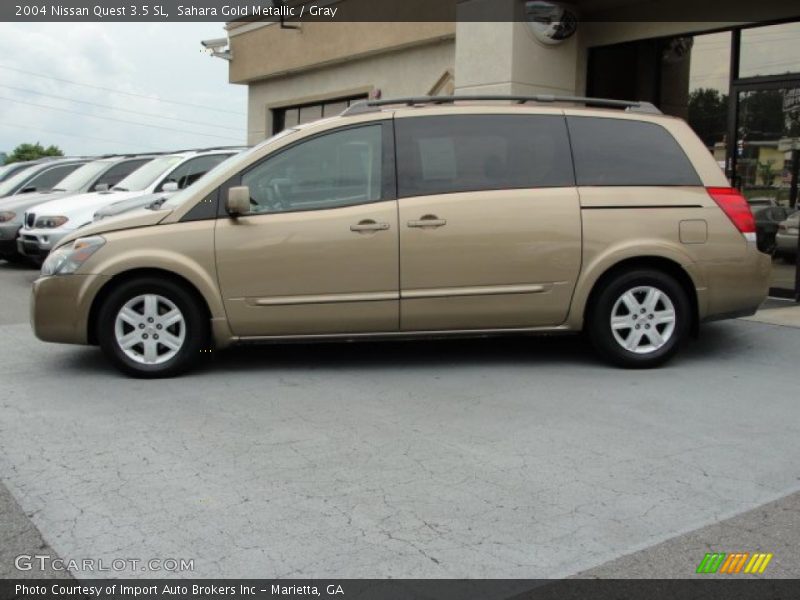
113, 156, 183, 192
52, 160, 112, 192
160, 131, 295, 210
0, 164, 38, 197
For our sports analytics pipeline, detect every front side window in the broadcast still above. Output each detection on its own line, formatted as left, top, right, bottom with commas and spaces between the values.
242, 125, 383, 214
157, 154, 234, 192
568, 117, 702, 186
395, 114, 575, 198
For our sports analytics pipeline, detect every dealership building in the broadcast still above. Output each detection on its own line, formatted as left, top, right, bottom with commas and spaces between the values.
216, 0, 800, 296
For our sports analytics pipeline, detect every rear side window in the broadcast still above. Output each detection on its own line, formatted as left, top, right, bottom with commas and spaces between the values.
567, 117, 701, 186
395, 115, 574, 198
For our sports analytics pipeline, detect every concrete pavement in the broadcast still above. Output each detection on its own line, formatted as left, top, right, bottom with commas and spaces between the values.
1, 262, 799, 579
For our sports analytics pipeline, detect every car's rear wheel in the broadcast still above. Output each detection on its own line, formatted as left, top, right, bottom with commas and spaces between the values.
97, 277, 208, 378
588, 269, 690, 368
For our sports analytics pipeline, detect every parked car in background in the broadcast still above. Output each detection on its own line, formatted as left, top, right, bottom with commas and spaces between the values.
19, 150, 240, 260
29, 96, 770, 377
0, 159, 53, 184
0, 158, 88, 199
746, 196, 789, 254
93, 150, 241, 221
0, 156, 154, 262
775, 210, 799, 259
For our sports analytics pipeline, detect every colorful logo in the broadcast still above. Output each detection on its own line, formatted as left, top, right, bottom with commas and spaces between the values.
696, 552, 773, 574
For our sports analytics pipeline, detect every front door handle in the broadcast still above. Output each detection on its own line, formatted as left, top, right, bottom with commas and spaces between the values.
350, 219, 390, 233
407, 214, 447, 228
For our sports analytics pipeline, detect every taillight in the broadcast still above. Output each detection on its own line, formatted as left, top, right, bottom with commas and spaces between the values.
706, 187, 756, 242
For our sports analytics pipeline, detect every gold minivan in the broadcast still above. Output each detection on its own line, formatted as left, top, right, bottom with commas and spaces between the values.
31, 96, 771, 377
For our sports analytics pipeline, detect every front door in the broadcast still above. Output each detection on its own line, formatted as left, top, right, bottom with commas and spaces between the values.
394, 113, 582, 331
215, 122, 399, 336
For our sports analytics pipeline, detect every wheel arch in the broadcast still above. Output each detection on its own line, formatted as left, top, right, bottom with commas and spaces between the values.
87, 268, 213, 345
572, 255, 700, 337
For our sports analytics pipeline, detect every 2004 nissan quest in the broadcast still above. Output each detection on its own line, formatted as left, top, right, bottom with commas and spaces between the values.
30, 96, 771, 378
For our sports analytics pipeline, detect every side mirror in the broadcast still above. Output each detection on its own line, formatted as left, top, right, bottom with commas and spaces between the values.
162, 181, 179, 192
94, 183, 110, 192
226, 186, 251, 216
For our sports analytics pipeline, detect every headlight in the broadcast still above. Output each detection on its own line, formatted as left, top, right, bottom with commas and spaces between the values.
0, 211, 15, 223
41, 236, 105, 276
35, 215, 69, 229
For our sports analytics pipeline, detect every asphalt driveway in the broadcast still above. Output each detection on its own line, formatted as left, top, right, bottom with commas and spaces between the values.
1, 262, 799, 579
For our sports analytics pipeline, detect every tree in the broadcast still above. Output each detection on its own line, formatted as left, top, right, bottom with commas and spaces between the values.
5, 142, 63, 164
688, 88, 728, 148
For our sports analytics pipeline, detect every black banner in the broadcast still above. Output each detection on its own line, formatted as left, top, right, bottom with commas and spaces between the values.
4, 579, 800, 600
2, 0, 800, 23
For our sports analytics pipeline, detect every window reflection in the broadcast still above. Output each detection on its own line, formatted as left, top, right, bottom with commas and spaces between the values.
687, 32, 731, 167
740, 23, 800, 79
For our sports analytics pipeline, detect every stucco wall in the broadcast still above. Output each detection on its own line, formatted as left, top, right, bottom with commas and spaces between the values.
229, 20, 455, 84
245, 39, 455, 143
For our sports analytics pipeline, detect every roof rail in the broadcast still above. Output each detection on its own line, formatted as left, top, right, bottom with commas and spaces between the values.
342, 95, 662, 116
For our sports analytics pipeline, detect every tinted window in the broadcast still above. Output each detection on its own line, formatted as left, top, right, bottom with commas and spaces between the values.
92, 159, 150, 191
157, 154, 233, 191
242, 125, 383, 214
567, 117, 701, 186
23, 163, 83, 192
395, 115, 574, 198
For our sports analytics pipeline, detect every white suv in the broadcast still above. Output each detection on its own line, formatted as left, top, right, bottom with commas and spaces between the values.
18, 150, 238, 259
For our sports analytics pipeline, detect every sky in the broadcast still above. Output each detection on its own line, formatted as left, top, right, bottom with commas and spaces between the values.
0, 23, 246, 157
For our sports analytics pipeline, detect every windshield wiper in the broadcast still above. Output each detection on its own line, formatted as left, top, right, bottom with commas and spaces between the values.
113, 187, 127, 192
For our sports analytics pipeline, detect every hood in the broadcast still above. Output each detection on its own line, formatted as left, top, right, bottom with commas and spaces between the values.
28, 189, 140, 216
0, 189, 68, 207
0, 191, 70, 223
94, 192, 169, 219
56, 207, 172, 249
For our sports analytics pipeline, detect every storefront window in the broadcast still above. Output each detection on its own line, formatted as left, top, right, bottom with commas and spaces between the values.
739, 22, 800, 79
272, 95, 368, 134
687, 32, 731, 165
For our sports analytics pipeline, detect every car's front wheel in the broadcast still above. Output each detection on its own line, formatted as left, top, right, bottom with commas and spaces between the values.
588, 269, 690, 368
97, 277, 208, 378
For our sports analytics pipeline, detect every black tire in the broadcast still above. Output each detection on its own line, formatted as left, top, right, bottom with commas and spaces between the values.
587, 269, 691, 369
96, 277, 209, 378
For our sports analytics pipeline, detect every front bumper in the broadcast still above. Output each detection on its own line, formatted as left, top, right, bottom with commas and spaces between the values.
17, 228, 71, 258
775, 232, 798, 255
0, 223, 21, 256
31, 273, 109, 345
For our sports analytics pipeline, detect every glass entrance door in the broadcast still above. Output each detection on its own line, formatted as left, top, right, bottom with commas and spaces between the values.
732, 84, 800, 297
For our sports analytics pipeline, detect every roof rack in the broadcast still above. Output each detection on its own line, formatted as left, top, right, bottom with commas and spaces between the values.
342, 95, 662, 116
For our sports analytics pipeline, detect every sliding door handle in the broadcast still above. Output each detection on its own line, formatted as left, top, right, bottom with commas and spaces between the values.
407, 214, 447, 228
350, 219, 390, 232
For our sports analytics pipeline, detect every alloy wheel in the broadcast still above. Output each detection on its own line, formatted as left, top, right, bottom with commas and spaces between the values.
610, 285, 676, 354
114, 294, 186, 365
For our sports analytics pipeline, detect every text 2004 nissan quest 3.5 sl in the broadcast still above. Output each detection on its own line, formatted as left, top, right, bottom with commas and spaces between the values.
30, 96, 770, 378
